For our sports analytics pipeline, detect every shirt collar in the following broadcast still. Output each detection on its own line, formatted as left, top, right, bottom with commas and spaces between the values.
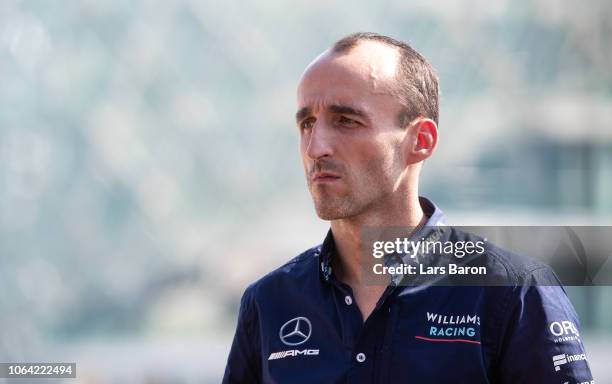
318, 196, 448, 284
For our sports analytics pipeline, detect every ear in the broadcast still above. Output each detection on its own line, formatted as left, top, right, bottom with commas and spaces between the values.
408, 117, 438, 162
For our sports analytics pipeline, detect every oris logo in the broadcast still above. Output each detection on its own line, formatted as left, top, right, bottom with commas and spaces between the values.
549, 321, 579, 337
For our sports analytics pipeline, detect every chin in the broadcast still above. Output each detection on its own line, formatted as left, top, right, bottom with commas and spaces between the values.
310, 188, 365, 220
315, 209, 342, 221
313, 201, 358, 221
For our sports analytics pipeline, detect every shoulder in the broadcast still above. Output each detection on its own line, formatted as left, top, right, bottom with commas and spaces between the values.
446, 226, 561, 286
241, 245, 322, 302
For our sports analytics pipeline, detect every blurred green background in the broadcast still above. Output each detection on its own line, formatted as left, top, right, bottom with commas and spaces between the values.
0, 0, 611, 382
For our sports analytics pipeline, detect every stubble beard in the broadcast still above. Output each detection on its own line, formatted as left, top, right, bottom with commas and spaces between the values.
306, 146, 402, 220
308, 166, 393, 221
310, 184, 356, 220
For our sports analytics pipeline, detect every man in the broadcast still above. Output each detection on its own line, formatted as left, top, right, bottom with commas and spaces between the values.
223, 33, 594, 383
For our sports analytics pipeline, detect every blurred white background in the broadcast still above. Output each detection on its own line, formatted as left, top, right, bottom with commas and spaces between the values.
0, 0, 610, 382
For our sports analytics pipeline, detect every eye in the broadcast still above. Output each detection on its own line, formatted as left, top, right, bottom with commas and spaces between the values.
300, 118, 315, 130
337, 116, 359, 126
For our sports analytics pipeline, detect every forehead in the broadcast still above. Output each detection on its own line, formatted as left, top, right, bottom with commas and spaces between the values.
297, 41, 400, 111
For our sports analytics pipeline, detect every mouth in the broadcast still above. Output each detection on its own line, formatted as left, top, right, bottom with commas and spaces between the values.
311, 172, 341, 183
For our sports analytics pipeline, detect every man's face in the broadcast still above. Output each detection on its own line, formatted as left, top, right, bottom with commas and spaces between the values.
296, 41, 410, 220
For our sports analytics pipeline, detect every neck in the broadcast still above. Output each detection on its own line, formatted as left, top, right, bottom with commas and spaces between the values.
330, 190, 425, 287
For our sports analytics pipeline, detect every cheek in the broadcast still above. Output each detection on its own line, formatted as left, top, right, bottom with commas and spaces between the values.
359, 134, 401, 168
347, 143, 393, 181
300, 155, 310, 174
353, 145, 403, 187
299, 136, 309, 162
378, 132, 405, 168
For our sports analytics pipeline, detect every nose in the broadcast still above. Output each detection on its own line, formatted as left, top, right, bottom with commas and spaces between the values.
304, 121, 333, 160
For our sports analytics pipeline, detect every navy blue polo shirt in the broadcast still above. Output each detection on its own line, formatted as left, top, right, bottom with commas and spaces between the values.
223, 197, 594, 383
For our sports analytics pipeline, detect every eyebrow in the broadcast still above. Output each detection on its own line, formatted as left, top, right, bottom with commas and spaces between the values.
295, 104, 368, 123
328, 104, 367, 118
296, 107, 311, 123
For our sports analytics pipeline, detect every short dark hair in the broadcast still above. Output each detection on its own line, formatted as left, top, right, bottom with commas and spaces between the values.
332, 32, 439, 126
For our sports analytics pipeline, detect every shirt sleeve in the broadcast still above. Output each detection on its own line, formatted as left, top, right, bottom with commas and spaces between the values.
222, 285, 261, 384
496, 268, 594, 383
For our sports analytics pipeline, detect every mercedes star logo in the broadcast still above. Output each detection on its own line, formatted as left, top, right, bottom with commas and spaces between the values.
279, 317, 312, 346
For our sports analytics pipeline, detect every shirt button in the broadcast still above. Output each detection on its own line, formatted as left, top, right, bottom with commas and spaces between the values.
356, 352, 366, 363
344, 295, 353, 305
